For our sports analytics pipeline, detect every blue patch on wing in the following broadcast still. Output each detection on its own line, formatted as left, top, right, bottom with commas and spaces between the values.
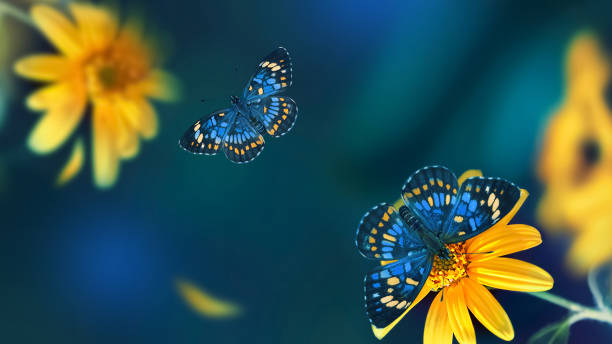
244, 47, 292, 101
401, 166, 459, 235
355, 203, 425, 261
364, 250, 432, 328
222, 115, 265, 164
441, 177, 521, 243
179, 109, 233, 155
250, 96, 298, 137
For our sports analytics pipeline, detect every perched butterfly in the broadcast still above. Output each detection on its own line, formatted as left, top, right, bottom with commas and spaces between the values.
179, 47, 297, 163
355, 166, 522, 334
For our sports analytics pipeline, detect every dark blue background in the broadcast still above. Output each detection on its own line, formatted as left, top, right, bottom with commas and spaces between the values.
1, 0, 612, 343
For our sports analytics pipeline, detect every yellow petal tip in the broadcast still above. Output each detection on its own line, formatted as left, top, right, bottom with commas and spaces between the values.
55, 138, 84, 186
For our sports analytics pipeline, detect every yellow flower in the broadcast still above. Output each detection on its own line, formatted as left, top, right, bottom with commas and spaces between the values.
14, 3, 178, 188
373, 170, 554, 343
537, 32, 612, 273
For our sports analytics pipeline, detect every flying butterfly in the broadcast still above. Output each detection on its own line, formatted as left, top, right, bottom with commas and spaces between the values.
179, 47, 298, 163
354, 166, 523, 337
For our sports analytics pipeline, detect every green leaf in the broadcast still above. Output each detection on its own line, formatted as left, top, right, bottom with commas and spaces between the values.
527, 320, 571, 344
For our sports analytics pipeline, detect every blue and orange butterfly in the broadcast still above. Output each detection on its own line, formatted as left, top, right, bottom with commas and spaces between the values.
179, 47, 297, 163
355, 166, 522, 337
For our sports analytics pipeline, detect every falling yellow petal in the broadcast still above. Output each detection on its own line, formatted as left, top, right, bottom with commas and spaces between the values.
457, 169, 483, 186
423, 292, 453, 344
14, 54, 70, 81
470, 257, 554, 292
463, 278, 514, 341
371, 280, 431, 339
31, 5, 83, 57
445, 284, 476, 344
176, 279, 242, 318
55, 137, 84, 186
466, 224, 541, 262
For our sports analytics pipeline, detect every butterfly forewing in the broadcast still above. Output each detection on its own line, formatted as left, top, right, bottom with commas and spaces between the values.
250, 96, 298, 137
222, 115, 265, 163
179, 109, 233, 155
401, 166, 459, 235
364, 251, 433, 328
442, 177, 521, 243
244, 47, 292, 102
356, 203, 424, 261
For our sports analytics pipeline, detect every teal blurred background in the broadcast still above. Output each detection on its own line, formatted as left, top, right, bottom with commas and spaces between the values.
1, 0, 612, 343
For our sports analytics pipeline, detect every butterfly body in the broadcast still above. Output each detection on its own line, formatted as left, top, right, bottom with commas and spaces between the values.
355, 166, 523, 332
179, 47, 298, 163
398, 205, 450, 259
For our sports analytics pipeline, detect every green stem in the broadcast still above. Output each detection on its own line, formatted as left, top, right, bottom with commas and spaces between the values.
528, 292, 585, 313
529, 291, 612, 325
0, 1, 35, 28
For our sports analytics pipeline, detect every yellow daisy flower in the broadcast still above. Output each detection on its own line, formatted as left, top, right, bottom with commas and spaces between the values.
372, 170, 554, 343
537, 32, 612, 273
14, 3, 178, 188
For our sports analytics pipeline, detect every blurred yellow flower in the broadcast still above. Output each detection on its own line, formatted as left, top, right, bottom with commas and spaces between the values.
176, 278, 242, 319
375, 170, 554, 343
14, 3, 178, 188
537, 32, 612, 273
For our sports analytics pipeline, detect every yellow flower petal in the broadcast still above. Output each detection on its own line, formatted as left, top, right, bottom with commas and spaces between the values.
117, 97, 158, 139
14, 54, 70, 81
55, 137, 84, 186
27, 91, 86, 154
176, 279, 242, 318
69, 3, 118, 50
136, 69, 180, 102
470, 257, 554, 292
463, 277, 514, 341
466, 224, 542, 262
92, 101, 120, 189
371, 281, 431, 339
445, 284, 476, 344
31, 5, 82, 57
424, 292, 453, 344
568, 215, 612, 273
26, 82, 76, 111
457, 169, 483, 186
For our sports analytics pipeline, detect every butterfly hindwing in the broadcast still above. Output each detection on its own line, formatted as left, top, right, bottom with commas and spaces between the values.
179, 109, 233, 155
401, 166, 459, 234
244, 47, 292, 102
442, 177, 522, 243
356, 203, 425, 261
250, 96, 298, 137
364, 250, 433, 328
222, 115, 265, 164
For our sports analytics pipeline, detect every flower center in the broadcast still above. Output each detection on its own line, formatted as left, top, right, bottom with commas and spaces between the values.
84, 46, 149, 97
429, 243, 469, 291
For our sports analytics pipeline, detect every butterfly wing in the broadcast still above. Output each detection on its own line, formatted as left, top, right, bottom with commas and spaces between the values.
250, 96, 298, 137
222, 114, 265, 163
364, 250, 433, 329
179, 109, 233, 155
243, 47, 292, 102
355, 203, 425, 260
401, 166, 459, 235
441, 177, 522, 243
